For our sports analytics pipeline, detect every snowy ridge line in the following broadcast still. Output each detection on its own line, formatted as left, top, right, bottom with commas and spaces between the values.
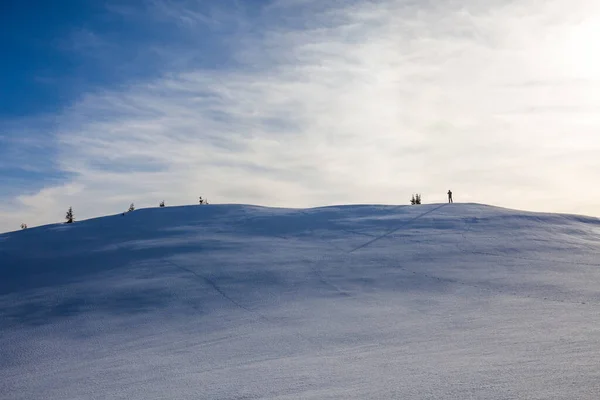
161, 258, 270, 321
347, 204, 448, 253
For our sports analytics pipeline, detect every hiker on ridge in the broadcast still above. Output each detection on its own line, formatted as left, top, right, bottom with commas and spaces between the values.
448, 190, 453, 203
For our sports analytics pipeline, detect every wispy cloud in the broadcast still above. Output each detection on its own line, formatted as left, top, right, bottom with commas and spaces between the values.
2, 0, 600, 232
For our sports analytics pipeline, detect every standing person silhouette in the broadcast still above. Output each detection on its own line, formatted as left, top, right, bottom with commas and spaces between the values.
447, 190, 453, 203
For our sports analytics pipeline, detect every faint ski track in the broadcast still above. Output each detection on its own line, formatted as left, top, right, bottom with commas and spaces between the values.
347, 204, 448, 253
8, 202, 600, 400
300, 204, 449, 297
161, 258, 269, 322
311, 204, 599, 307
161, 258, 335, 348
161, 206, 600, 366
341, 229, 378, 238
164, 203, 597, 323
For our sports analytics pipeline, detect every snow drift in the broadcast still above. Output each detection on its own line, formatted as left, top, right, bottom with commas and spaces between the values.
2, 203, 600, 399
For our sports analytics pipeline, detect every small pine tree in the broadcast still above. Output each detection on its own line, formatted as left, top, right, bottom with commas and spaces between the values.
410, 195, 416, 205
128, 203, 135, 212
415, 194, 422, 205
65, 207, 74, 224
20, 223, 27, 230
159, 201, 165, 208
199, 196, 205, 205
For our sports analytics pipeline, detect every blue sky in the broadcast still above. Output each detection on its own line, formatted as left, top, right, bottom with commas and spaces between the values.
2, 0, 600, 232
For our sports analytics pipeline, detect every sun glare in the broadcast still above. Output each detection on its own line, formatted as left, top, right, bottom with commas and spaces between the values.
563, 18, 600, 79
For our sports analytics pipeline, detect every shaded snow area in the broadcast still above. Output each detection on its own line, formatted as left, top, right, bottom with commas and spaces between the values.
2, 203, 600, 399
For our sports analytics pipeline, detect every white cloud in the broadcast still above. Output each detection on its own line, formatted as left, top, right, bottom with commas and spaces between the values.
2, 0, 600, 232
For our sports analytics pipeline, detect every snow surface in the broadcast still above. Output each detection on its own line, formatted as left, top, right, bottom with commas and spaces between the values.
2, 203, 600, 399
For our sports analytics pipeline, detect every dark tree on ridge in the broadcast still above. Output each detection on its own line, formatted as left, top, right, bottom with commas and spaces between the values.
66, 207, 74, 224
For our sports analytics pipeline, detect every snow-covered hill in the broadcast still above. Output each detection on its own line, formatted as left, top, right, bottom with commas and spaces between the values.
2, 203, 600, 399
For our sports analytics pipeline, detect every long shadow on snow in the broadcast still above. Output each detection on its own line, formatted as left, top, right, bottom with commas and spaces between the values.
0, 241, 234, 296
1, 287, 176, 328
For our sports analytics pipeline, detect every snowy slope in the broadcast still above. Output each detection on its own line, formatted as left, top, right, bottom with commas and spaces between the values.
2, 203, 600, 399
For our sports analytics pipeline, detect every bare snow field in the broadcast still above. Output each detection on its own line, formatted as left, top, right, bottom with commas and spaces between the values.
2, 203, 600, 399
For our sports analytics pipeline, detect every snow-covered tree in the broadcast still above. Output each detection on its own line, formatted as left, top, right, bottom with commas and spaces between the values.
128, 203, 135, 212
159, 201, 165, 208
20, 223, 27, 230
